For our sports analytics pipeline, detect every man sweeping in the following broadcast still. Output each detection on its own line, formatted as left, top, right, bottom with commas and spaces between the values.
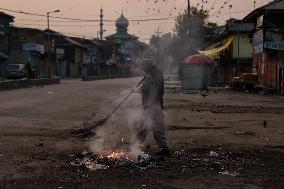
134, 59, 170, 157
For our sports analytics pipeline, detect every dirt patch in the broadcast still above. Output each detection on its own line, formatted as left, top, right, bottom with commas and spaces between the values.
1, 146, 283, 189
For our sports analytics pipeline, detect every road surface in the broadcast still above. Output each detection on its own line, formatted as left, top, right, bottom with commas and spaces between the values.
0, 78, 284, 188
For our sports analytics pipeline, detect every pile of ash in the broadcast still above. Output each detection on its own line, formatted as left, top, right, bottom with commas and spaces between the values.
68, 151, 154, 171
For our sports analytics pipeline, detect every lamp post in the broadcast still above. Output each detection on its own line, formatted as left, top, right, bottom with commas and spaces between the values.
47, 9, 60, 77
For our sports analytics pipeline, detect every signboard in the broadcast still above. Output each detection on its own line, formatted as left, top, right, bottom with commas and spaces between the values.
264, 41, 284, 50
22, 43, 44, 54
253, 30, 264, 53
265, 31, 284, 50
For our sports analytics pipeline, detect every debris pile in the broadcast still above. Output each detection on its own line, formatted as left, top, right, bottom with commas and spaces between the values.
68, 151, 153, 171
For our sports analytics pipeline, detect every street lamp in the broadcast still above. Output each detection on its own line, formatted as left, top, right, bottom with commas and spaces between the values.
47, 9, 60, 77
47, 10, 60, 29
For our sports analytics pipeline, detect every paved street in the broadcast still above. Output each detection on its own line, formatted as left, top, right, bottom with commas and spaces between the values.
1, 78, 284, 188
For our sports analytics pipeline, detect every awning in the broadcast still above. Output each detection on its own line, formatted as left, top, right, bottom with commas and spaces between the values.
198, 37, 234, 58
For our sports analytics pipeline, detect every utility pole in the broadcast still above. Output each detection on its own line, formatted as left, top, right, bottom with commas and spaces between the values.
47, 10, 60, 77
99, 6, 104, 40
187, 0, 192, 37
155, 27, 162, 66
254, 0, 256, 10
237, 23, 240, 76
187, 0, 192, 54
47, 12, 50, 77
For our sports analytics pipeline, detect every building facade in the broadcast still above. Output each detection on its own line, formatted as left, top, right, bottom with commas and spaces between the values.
106, 14, 148, 75
48, 30, 88, 78
9, 27, 49, 78
0, 12, 14, 79
243, 0, 284, 95
200, 19, 254, 85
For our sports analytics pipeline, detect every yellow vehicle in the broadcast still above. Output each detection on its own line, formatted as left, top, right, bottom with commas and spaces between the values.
232, 73, 259, 92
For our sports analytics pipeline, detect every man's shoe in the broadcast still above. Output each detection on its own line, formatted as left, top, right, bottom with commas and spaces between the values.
156, 146, 171, 157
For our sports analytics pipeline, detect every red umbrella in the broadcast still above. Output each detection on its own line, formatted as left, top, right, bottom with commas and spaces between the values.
183, 54, 214, 65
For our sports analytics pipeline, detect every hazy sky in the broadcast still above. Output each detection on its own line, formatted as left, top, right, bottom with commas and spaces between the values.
1, 0, 272, 42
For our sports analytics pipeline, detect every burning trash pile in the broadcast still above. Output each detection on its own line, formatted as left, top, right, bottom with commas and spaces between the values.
68, 150, 153, 171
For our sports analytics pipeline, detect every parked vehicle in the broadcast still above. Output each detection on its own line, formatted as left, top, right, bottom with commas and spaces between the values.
6, 64, 29, 79
232, 73, 259, 92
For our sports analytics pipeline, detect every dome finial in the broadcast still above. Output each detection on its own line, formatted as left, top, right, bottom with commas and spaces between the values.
115, 12, 129, 30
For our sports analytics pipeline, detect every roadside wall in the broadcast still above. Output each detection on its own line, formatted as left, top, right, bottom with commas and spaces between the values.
0, 77, 60, 91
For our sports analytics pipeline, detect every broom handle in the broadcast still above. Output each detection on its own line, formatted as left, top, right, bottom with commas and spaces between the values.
105, 77, 146, 121
106, 91, 133, 120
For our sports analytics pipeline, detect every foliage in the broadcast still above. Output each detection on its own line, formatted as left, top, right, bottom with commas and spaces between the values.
149, 6, 218, 73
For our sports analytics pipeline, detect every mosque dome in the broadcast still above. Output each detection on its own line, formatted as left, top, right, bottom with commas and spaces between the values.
115, 14, 129, 29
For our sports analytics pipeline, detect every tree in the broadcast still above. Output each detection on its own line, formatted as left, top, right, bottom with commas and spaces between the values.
149, 6, 218, 75
174, 7, 210, 49
171, 6, 218, 64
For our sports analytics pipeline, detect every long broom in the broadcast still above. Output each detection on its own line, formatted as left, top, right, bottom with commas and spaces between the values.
72, 76, 151, 135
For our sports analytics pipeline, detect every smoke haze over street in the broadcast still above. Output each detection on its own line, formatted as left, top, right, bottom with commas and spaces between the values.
1, 0, 272, 42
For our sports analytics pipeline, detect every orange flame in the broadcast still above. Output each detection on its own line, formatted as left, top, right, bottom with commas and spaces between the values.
107, 150, 129, 160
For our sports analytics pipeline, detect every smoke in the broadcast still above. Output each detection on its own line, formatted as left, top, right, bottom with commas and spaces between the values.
150, 12, 206, 76
88, 90, 145, 160
88, 65, 166, 160
128, 141, 143, 160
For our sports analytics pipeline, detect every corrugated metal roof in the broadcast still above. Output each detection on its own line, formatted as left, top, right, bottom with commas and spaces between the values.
46, 29, 87, 48
243, 0, 284, 22
0, 12, 14, 19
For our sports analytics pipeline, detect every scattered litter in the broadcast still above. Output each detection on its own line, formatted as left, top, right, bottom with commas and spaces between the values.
68, 161, 81, 166
47, 92, 53, 94
0, 155, 4, 157
84, 159, 108, 171
81, 151, 89, 156
181, 165, 187, 172
219, 171, 239, 177
68, 151, 154, 171
138, 152, 151, 166
142, 185, 147, 187
175, 149, 185, 155
209, 151, 219, 157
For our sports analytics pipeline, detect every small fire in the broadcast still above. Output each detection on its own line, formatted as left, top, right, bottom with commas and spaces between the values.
107, 150, 129, 160
69, 150, 151, 171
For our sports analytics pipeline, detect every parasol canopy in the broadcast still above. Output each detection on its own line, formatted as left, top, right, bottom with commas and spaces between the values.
183, 54, 214, 65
